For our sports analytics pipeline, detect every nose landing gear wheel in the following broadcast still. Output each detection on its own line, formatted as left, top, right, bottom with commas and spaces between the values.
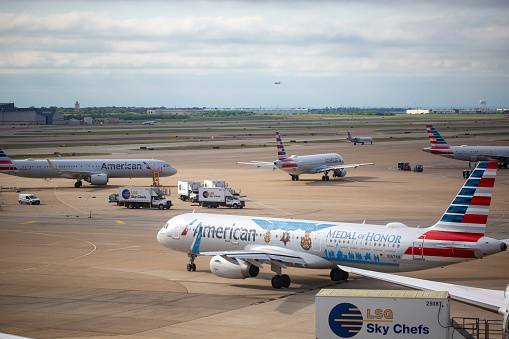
186, 263, 196, 271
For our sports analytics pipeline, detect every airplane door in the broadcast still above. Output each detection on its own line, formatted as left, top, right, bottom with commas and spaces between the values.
172, 224, 181, 240
412, 238, 425, 260
312, 232, 322, 252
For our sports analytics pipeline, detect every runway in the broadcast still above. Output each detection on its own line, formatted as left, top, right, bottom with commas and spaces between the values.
1, 118, 508, 338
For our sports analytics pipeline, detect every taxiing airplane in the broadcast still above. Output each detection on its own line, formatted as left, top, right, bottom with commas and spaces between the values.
158, 161, 507, 289
423, 125, 509, 168
346, 131, 374, 145
339, 266, 509, 336
143, 121, 158, 125
0, 148, 177, 187
237, 132, 374, 181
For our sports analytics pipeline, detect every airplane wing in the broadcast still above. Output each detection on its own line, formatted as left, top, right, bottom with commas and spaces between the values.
339, 265, 507, 315
478, 154, 509, 163
200, 250, 308, 266
311, 162, 375, 174
236, 161, 276, 169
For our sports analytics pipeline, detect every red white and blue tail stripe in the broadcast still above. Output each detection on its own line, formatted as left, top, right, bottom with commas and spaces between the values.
276, 132, 288, 160
274, 132, 298, 170
426, 125, 453, 155
431, 161, 497, 235
0, 148, 17, 171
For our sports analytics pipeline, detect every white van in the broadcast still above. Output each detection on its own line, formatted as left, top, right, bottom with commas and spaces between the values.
18, 194, 41, 205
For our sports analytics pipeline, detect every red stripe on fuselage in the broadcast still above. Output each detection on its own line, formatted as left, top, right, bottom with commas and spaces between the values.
404, 247, 476, 258
0, 166, 18, 171
419, 230, 483, 242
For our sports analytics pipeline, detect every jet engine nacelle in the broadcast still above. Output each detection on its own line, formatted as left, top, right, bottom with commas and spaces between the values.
88, 173, 109, 185
209, 255, 259, 279
333, 168, 347, 177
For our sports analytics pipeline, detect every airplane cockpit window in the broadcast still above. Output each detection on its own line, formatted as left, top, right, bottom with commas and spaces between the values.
163, 222, 169, 229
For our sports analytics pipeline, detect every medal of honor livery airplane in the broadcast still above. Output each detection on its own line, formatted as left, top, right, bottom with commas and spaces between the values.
423, 125, 509, 168
158, 161, 507, 289
0, 148, 177, 187
346, 131, 374, 145
237, 132, 374, 181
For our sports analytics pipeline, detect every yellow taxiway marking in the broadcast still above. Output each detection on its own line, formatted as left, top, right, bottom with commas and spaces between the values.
115, 220, 126, 224
19, 221, 38, 224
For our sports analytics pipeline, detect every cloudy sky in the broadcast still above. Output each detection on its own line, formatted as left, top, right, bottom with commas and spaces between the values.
1, 0, 508, 109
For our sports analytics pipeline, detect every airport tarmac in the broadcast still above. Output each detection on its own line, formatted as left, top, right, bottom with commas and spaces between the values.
1, 119, 509, 338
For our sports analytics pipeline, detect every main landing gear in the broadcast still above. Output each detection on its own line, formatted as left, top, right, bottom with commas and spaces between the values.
74, 180, 83, 188
270, 262, 291, 288
291, 175, 300, 181
330, 267, 349, 281
322, 170, 330, 181
187, 254, 197, 272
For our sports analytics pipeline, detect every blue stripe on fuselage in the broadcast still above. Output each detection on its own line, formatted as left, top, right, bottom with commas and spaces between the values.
252, 219, 335, 231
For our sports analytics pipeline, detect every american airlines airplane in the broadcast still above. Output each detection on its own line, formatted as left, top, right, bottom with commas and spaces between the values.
158, 161, 507, 289
237, 132, 374, 181
0, 148, 177, 187
346, 131, 374, 145
423, 125, 509, 168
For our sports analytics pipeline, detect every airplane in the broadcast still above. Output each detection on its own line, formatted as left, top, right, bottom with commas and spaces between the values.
346, 131, 374, 145
338, 266, 509, 337
0, 148, 177, 187
143, 121, 158, 125
423, 125, 509, 168
158, 161, 507, 289
237, 132, 374, 181
274, 81, 281, 85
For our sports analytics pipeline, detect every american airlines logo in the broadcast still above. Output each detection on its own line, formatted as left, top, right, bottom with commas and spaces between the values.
325, 157, 340, 164
101, 162, 144, 170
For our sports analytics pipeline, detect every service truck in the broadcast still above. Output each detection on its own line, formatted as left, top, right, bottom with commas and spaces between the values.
177, 181, 201, 202
198, 187, 245, 209
18, 194, 40, 205
118, 187, 172, 209
203, 180, 226, 188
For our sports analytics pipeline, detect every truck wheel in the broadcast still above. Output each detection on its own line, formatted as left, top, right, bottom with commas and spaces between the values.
166, 205, 171, 209
18, 201, 22, 204
158, 204, 164, 210
233, 204, 239, 209
128, 203, 134, 209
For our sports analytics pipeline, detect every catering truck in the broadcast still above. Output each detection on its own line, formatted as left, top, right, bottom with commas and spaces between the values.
177, 181, 201, 202
118, 187, 172, 209
198, 187, 245, 209
315, 289, 468, 339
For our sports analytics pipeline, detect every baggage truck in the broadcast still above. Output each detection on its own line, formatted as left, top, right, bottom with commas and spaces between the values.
315, 289, 466, 339
177, 181, 201, 202
118, 187, 172, 209
198, 187, 245, 209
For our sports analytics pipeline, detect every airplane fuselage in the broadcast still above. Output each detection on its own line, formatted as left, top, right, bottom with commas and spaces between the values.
423, 145, 509, 163
274, 153, 343, 175
4, 158, 177, 179
158, 213, 505, 274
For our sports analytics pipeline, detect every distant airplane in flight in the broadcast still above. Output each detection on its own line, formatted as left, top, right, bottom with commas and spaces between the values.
158, 161, 507, 289
237, 132, 374, 181
0, 148, 177, 187
274, 81, 281, 85
423, 125, 509, 168
346, 131, 374, 145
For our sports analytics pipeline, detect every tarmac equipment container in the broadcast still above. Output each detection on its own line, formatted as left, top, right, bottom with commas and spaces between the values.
203, 180, 226, 188
315, 289, 460, 339
118, 187, 172, 209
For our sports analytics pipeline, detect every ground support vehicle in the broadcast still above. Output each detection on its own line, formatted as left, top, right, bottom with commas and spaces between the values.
118, 187, 172, 209
177, 181, 201, 202
198, 187, 245, 209
18, 194, 40, 205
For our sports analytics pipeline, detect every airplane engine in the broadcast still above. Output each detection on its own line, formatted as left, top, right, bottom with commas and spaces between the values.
333, 168, 347, 177
88, 173, 109, 185
209, 255, 259, 279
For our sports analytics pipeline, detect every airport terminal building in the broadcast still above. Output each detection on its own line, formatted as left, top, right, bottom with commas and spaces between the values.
0, 103, 64, 125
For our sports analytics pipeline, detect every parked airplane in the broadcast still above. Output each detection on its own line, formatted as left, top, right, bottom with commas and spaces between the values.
143, 121, 158, 125
423, 125, 509, 168
237, 132, 374, 181
346, 131, 374, 145
0, 148, 177, 187
339, 266, 509, 336
158, 161, 507, 289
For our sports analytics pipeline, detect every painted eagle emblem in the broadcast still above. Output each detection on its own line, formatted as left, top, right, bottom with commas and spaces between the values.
280, 231, 290, 246
264, 230, 271, 244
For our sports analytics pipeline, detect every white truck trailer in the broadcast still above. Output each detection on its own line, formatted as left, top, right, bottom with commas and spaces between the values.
315, 289, 468, 339
118, 187, 172, 209
203, 180, 226, 188
198, 187, 245, 209
177, 181, 201, 202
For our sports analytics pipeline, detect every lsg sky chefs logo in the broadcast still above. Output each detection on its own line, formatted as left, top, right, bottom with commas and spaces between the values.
328, 303, 430, 337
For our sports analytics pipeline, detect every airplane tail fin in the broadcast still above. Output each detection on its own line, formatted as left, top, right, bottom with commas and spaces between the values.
0, 148, 17, 171
426, 125, 450, 148
347, 131, 353, 140
430, 161, 498, 236
276, 132, 288, 160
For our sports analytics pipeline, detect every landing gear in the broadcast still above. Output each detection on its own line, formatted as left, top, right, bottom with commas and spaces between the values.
187, 254, 197, 271
322, 170, 330, 181
330, 267, 349, 282
74, 180, 83, 188
271, 274, 291, 289
291, 175, 300, 181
